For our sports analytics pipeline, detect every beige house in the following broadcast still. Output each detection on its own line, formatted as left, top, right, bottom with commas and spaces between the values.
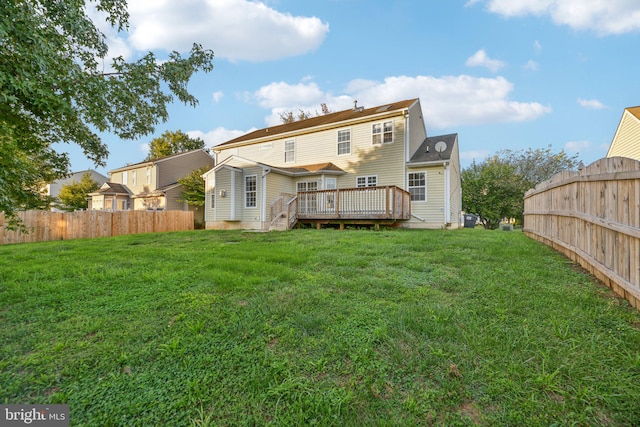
607, 106, 640, 160
89, 149, 215, 221
203, 99, 462, 230
46, 169, 108, 211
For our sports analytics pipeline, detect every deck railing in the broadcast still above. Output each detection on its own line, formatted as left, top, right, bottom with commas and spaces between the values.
296, 186, 411, 220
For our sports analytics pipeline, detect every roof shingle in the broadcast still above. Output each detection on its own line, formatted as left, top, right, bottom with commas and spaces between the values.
218, 99, 419, 147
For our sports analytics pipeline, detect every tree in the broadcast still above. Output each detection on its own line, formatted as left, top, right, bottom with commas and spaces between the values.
55, 173, 101, 212
0, 0, 214, 228
177, 166, 212, 207
279, 110, 313, 124
462, 157, 525, 229
497, 146, 580, 191
279, 104, 333, 124
462, 147, 579, 229
146, 130, 206, 160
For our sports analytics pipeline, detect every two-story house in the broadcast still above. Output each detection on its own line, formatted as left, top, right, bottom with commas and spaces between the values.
89, 149, 215, 222
203, 99, 462, 230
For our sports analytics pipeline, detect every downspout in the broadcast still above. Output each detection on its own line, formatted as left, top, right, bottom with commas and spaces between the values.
230, 170, 236, 220
261, 168, 271, 227
444, 162, 451, 225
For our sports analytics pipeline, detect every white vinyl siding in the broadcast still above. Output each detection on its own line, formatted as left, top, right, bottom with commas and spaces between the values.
337, 129, 351, 155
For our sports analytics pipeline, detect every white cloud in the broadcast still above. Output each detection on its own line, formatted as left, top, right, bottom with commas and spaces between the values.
483, 0, 640, 35
565, 140, 591, 153
577, 98, 607, 110
212, 91, 224, 103
465, 49, 506, 72
533, 40, 543, 53
188, 128, 252, 149
523, 60, 539, 71
126, 0, 329, 61
250, 75, 551, 129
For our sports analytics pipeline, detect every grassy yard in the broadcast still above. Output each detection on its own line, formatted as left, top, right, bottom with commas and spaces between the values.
1, 228, 639, 426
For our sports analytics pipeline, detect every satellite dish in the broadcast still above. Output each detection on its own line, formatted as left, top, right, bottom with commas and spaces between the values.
435, 141, 447, 153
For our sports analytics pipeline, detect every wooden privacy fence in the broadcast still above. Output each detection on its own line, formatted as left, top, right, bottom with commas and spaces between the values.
0, 210, 194, 245
523, 157, 640, 308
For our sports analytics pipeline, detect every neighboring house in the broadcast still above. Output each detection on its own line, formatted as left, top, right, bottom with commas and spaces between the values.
46, 169, 108, 211
89, 149, 215, 222
203, 98, 462, 231
607, 106, 640, 160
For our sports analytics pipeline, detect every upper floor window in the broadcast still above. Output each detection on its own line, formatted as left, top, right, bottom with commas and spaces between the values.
337, 129, 351, 155
132, 171, 137, 186
357, 175, 377, 188
245, 175, 257, 208
146, 167, 151, 185
122, 171, 128, 185
284, 140, 295, 163
372, 121, 393, 144
408, 172, 426, 201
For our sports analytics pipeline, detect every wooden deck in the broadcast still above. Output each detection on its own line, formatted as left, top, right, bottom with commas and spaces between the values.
270, 186, 411, 230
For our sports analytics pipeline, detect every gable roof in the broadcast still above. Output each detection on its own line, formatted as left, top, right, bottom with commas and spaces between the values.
109, 149, 213, 174
270, 162, 345, 176
626, 106, 640, 120
217, 99, 419, 148
88, 182, 131, 196
408, 133, 458, 164
207, 155, 345, 178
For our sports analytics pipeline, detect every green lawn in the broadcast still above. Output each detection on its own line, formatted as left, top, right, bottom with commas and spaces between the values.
1, 228, 639, 426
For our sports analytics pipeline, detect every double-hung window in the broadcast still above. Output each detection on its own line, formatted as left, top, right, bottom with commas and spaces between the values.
408, 172, 426, 201
372, 121, 393, 144
132, 171, 137, 186
122, 171, 128, 185
284, 140, 295, 163
356, 176, 377, 188
337, 129, 351, 155
245, 175, 257, 208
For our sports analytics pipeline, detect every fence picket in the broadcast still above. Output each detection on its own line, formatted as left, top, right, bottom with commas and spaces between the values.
0, 210, 194, 245
524, 157, 640, 309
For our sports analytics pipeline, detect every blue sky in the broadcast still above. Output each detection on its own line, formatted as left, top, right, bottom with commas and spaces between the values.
66, 0, 640, 175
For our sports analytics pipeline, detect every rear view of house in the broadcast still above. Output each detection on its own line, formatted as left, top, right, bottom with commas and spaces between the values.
203, 99, 462, 230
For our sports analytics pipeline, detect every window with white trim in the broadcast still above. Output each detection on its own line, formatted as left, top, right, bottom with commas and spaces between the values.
372, 121, 393, 144
146, 167, 151, 184
132, 171, 137, 186
337, 129, 351, 155
211, 188, 215, 208
296, 181, 318, 192
284, 140, 295, 163
408, 172, 426, 201
245, 175, 257, 208
122, 171, 128, 185
356, 175, 377, 188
